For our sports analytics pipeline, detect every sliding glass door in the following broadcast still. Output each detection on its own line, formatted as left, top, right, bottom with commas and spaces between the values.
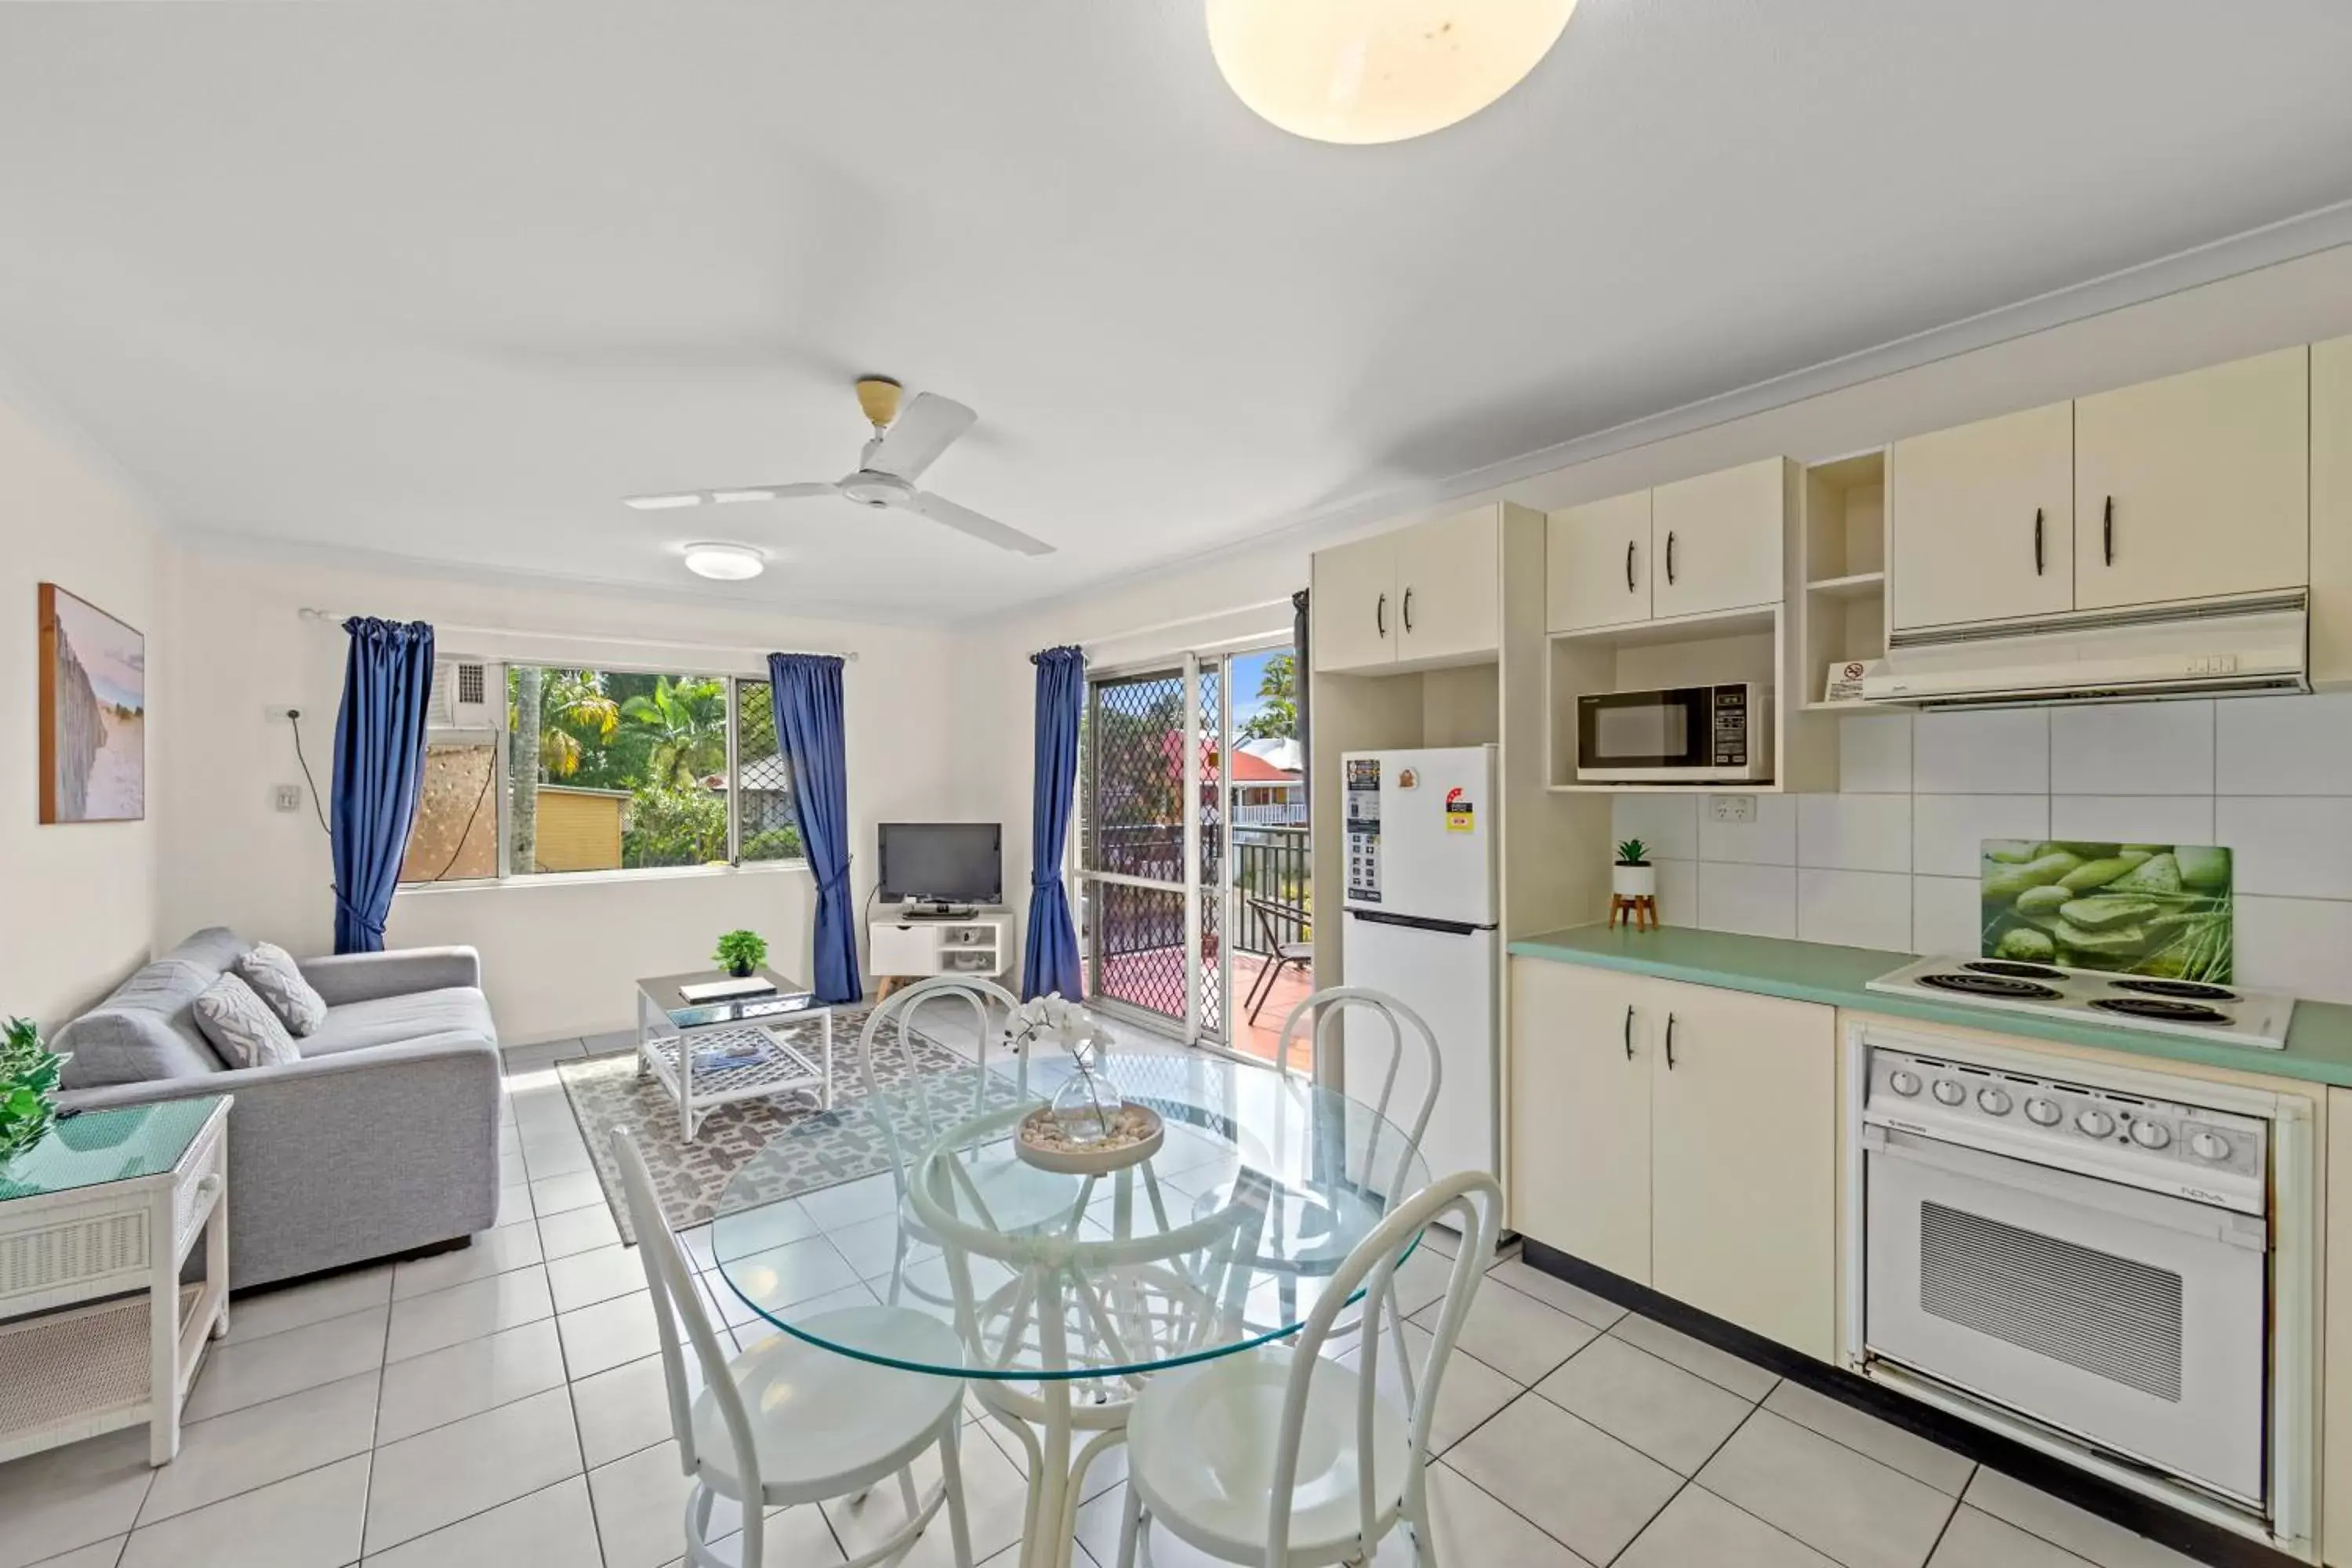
1077, 641, 1305, 1052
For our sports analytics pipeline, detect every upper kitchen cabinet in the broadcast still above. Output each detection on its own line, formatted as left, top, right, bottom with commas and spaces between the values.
2072, 346, 2309, 612
1889, 401, 2074, 631
1311, 533, 1399, 673
1395, 506, 1502, 664
1650, 458, 1793, 620
1547, 489, 1653, 632
1312, 503, 1527, 673
2312, 335, 2352, 689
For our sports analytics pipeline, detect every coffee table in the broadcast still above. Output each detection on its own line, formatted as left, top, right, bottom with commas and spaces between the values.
634, 968, 836, 1140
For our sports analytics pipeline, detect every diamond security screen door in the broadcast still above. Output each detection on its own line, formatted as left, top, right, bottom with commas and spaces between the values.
1081, 659, 1218, 1040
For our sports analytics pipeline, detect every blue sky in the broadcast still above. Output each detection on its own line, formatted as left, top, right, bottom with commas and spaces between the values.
1228, 647, 1283, 734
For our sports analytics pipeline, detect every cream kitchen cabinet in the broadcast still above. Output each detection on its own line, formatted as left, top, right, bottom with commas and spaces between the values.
1312, 532, 1403, 673
1889, 401, 2075, 631
1312, 503, 1529, 673
2310, 335, 2352, 689
2072, 346, 2309, 612
1546, 489, 1653, 633
1650, 458, 1791, 621
1508, 956, 1653, 1283
1508, 957, 1838, 1358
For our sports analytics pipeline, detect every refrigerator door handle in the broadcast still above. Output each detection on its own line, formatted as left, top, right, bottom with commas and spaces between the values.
1346, 909, 1490, 936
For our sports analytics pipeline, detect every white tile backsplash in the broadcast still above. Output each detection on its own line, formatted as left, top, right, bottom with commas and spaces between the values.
1698, 863, 1797, 938
2049, 700, 2215, 795
1798, 794, 1911, 873
2216, 797, 2352, 900
1647, 700, 2352, 1004
2048, 794, 2214, 847
1798, 870, 1912, 949
1910, 796, 2048, 878
2216, 693, 2352, 796
1837, 712, 1912, 794
1609, 793, 1701, 863
1697, 793, 1797, 866
1914, 710, 2049, 793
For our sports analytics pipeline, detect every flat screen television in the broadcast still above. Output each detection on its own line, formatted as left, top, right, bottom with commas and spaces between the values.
877, 822, 1003, 906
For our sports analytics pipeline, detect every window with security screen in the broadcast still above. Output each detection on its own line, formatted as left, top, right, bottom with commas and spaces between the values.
731, 680, 801, 864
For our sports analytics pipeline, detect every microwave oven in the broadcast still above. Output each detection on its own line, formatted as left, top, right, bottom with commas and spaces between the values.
1575, 682, 1773, 783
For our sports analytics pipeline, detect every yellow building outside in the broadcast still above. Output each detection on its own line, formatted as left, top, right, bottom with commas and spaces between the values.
532, 785, 632, 873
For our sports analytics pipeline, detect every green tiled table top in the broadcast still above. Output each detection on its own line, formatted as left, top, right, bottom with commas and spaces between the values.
0, 1096, 226, 1202
1508, 924, 2352, 1090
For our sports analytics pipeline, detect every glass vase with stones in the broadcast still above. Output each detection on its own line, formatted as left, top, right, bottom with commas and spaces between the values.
1048, 1033, 1125, 1145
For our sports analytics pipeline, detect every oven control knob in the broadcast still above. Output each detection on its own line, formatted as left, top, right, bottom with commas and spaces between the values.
1976, 1087, 2013, 1116
2024, 1097, 2062, 1126
2190, 1131, 2233, 1162
2129, 1120, 2172, 1149
1888, 1069, 1922, 1098
2075, 1109, 2116, 1138
1933, 1080, 1967, 1106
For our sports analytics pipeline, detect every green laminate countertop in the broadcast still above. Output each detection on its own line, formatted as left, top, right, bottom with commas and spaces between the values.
1508, 924, 2352, 1090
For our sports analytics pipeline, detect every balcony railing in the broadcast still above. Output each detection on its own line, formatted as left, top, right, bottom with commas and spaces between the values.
1232, 800, 1308, 826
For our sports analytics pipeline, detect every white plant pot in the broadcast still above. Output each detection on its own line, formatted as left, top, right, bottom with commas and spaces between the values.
1613, 863, 1657, 898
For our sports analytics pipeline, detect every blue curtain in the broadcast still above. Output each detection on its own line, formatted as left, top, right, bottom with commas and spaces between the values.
768, 654, 860, 1004
331, 618, 436, 954
1022, 645, 1085, 1001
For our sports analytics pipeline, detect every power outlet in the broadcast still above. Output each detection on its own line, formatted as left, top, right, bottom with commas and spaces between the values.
1709, 794, 1757, 824
273, 785, 303, 813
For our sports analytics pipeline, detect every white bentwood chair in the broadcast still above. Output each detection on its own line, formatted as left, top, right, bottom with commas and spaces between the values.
608, 1127, 976, 1568
1116, 1171, 1503, 1568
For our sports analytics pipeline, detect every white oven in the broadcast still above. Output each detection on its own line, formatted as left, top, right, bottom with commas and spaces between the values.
1846, 1027, 2315, 1551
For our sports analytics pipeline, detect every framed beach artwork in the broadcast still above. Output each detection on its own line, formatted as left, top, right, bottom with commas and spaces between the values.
38, 583, 146, 824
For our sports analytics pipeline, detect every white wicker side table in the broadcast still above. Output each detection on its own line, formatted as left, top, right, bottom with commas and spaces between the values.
0, 1094, 231, 1465
636, 970, 837, 1141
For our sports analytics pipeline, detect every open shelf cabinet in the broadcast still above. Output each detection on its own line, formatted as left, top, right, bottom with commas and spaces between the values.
1799, 450, 1889, 711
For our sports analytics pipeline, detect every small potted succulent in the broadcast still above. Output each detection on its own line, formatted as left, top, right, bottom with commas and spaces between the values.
1613, 838, 1657, 900
0, 1016, 67, 1167
712, 929, 769, 979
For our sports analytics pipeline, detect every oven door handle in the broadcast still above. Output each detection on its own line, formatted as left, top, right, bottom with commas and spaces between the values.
1862, 1124, 2269, 1250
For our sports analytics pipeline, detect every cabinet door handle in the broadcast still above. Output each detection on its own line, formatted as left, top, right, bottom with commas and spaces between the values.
1665, 530, 1677, 585
2103, 495, 2114, 566
2033, 508, 2044, 575
1376, 593, 1387, 637
1625, 540, 1636, 593
1622, 1004, 1635, 1060
1402, 587, 1414, 633
1664, 1013, 1678, 1069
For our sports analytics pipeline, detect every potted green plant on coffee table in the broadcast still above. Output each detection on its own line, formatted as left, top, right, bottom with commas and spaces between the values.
712, 930, 770, 979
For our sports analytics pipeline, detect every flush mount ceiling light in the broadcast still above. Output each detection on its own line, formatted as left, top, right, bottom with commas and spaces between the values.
1206, 0, 1576, 145
681, 543, 765, 581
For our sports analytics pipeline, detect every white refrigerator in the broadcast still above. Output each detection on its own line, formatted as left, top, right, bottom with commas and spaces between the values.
1339, 745, 1499, 1186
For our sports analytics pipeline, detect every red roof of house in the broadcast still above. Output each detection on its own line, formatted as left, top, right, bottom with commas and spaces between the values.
1155, 732, 1299, 783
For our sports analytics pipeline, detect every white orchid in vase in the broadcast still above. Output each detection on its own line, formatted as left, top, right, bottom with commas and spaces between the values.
1010, 993, 1123, 1145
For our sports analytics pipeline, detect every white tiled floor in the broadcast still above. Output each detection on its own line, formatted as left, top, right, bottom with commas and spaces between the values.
0, 1033, 2215, 1568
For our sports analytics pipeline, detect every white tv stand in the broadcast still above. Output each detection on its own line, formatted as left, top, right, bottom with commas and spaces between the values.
869, 910, 1014, 1000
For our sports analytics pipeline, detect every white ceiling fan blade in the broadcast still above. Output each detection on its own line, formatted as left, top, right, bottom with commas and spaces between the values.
907, 491, 1055, 556
625, 481, 838, 510
867, 392, 977, 482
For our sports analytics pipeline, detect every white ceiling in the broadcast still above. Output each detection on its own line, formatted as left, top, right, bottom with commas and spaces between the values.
4, 2, 2352, 621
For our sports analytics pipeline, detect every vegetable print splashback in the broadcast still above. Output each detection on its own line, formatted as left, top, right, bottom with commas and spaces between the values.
1980, 840, 2233, 983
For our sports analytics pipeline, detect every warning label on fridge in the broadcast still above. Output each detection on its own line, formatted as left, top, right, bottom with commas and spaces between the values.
1346, 759, 1381, 902
1445, 787, 1475, 833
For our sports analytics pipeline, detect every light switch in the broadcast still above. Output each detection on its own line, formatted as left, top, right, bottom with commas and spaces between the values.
273, 785, 303, 812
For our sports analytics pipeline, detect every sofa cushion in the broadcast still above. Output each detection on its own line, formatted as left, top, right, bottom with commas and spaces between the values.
194, 972, 302, 1069
54, 960, 228, 1086
235, 942, 328, 1036
303, 987, 496, 1059
166, 927, 252, 982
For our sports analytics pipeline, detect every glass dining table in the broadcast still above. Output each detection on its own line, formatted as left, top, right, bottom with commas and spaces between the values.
710, 1045, 1432, 1568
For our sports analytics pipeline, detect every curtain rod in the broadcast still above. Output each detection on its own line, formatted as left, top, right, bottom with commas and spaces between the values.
296, 608, 858, 661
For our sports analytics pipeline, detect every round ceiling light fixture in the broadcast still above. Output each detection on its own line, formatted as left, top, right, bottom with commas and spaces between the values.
1206, 0, 1575, 145
681, 542, 765, 582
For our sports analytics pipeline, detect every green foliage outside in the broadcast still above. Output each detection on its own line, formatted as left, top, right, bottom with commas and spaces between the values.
508, 670, 788, 871
1236, 652, 1296, 742
0, 1017, 64, 1164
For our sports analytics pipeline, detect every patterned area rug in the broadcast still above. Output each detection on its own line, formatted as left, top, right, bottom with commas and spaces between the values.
556, 1002, 977, 1241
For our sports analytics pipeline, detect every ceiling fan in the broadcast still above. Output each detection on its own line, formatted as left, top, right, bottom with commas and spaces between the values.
622, 376, 1054, 556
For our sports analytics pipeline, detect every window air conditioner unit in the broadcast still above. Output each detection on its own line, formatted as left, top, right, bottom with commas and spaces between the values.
428, 659, 495, 731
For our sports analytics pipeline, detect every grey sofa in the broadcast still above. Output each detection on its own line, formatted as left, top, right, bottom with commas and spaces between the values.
56, 927, 503, 1290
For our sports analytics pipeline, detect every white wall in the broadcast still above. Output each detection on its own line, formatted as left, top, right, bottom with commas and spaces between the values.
0, 387, 165, 1030
158, 552, 964, 1044
1613, 697, 2352, 1004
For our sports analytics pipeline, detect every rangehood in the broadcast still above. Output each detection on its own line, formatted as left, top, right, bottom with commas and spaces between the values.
1863, 590, 2308, 710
